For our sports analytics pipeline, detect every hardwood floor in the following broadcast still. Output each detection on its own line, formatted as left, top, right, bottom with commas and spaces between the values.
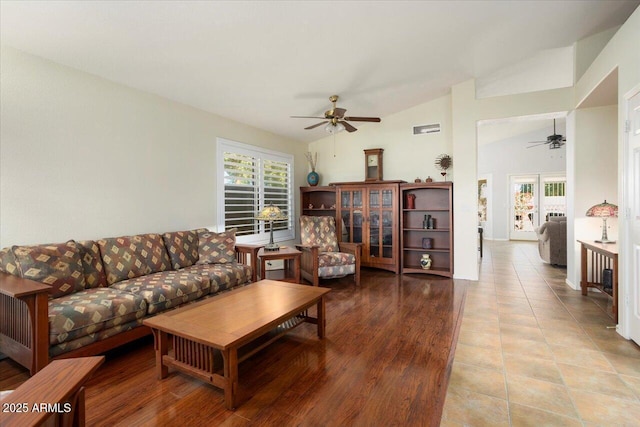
0, 269, 467, 426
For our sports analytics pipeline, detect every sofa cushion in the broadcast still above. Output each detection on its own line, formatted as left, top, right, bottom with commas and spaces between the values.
76, 240, 108, 289
196, 229, 237, 264
110, 270, 210, 314
49, 318, 144, 358
12, 241, 85, 298
0, 247, 19, 276
162, 230, 200, 270
184, 262, 252, 294
300, 216, 340, 252
98, 234, 172, 285
48, 287, 147, 345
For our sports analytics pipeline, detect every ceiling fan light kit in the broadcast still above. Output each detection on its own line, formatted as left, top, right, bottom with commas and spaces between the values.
527, 119, 566, 149
292, 95, 381, 134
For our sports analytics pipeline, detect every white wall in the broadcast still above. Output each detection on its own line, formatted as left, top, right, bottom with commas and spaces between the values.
0, 46, 307, 247
478, 125, 567, 240
452, 83, 574, 279
307, 95, 453, 185
567, 105, 618, 288
573, 6, 639, 338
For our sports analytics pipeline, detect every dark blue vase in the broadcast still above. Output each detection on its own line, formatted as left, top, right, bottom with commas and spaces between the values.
307, 171, 319, 186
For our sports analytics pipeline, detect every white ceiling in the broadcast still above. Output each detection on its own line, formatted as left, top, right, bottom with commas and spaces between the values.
1, 1, 638, 143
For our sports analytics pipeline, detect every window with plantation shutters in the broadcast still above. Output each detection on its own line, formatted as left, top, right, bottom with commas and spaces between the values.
217, 138, 294, 244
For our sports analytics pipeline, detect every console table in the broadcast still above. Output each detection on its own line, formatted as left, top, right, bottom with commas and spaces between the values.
578, 240, 618, 323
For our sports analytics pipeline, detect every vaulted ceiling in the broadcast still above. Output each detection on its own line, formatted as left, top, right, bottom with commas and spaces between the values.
1, 1, 638, 142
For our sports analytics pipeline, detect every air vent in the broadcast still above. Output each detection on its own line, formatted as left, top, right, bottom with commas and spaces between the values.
413, 123, 441, 135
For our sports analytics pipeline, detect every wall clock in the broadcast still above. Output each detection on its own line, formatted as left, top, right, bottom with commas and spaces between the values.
364, 148, 384, 181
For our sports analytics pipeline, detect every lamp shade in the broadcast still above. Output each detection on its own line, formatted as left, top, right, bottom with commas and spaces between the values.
255, 204, 288, 221
585, 200, 618, 218
255, 204, 287, 251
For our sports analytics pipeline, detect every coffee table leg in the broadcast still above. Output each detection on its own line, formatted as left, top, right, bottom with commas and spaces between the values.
151, 329, 169, 379
222, 348, 239, 410
317, 297, 326, 339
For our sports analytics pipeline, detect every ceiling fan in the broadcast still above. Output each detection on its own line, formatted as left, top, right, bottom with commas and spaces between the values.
291, 95, 381, 133
527, 119, 566, 149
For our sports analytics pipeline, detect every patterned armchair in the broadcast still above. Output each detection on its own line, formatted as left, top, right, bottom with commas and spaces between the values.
296, 216, 361, 286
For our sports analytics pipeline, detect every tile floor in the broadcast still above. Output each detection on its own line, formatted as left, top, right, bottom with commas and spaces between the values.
441, 240, 640, 426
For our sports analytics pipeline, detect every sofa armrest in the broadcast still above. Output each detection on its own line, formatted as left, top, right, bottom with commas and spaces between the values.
0, 272, 51, 374
535, 224, 550, 241
235, 244, 262, 282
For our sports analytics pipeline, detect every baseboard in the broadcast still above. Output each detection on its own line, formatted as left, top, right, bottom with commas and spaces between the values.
565, 278, 579, 290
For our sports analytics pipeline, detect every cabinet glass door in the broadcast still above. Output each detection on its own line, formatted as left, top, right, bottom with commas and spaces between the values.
368, 188, 394, 260
340, 189, 363, 244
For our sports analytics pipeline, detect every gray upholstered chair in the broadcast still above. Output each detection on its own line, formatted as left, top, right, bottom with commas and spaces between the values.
296, 216, 361, 286
535, 216, 567, 266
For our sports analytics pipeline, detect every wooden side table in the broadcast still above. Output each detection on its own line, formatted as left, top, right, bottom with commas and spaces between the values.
1, 356, 104, 426
578, 240, 619, 323
258, 246, 302, 284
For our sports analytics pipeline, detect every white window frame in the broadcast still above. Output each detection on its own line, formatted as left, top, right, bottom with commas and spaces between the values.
216, 138, 294, 245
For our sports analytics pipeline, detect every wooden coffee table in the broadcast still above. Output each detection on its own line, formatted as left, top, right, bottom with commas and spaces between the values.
143, 279, 330, 410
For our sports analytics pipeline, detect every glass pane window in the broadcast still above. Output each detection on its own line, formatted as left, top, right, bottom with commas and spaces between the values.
217, 138, 294, 244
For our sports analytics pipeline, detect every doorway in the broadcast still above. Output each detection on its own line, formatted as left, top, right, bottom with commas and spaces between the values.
509, 174, 566, 241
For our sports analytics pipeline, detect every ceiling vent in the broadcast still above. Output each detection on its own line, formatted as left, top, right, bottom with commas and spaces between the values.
413, 123, 441, 135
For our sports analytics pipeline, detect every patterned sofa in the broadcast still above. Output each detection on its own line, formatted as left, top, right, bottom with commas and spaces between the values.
0, 229, 259, 374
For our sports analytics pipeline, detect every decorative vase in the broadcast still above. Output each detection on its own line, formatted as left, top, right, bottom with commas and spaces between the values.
420, 254, 432, 270
423, 214, 431, 229
422, 238, 433, 249
307, 171, 319, 186
406, 194, 416, 209
428, 217, 435, 229
426, 176, 433, 182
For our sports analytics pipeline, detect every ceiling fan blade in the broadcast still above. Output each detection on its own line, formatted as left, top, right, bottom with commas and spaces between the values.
343, 116, 381, 122
291, 116, 326, 119
527, 142, 548, 148
528, 140, 549, 144
340, 121, 358, 132
304, 121, 328, 130
332, 107, 346, 118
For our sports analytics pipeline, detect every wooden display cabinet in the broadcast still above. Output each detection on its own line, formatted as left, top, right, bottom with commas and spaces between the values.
300, 186, 336, 220
400, 182, 454, 277
334, 181, 403, 273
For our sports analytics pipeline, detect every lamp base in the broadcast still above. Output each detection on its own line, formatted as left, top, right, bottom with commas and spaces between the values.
263, 243, 280, 251
595, 239, 616, 244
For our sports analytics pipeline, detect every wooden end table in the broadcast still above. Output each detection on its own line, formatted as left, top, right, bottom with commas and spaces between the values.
143, 280, 330, 410
578, 240, 619, 323
0, 356, 104, 427
258, 246, 301, 284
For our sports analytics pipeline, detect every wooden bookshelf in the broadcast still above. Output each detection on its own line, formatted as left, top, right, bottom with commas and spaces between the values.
400, 182, 453, 277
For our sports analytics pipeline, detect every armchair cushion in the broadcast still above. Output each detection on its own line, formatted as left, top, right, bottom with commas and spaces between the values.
318, 252, 355, 267
196, 229, 237, 264
300, 216, 340, 252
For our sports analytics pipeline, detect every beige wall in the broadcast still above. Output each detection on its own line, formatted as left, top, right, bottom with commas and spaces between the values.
573, 7, 639, 337
567, 105, 618, 288
0, 46, 307, 247
307, 95, 453, 185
